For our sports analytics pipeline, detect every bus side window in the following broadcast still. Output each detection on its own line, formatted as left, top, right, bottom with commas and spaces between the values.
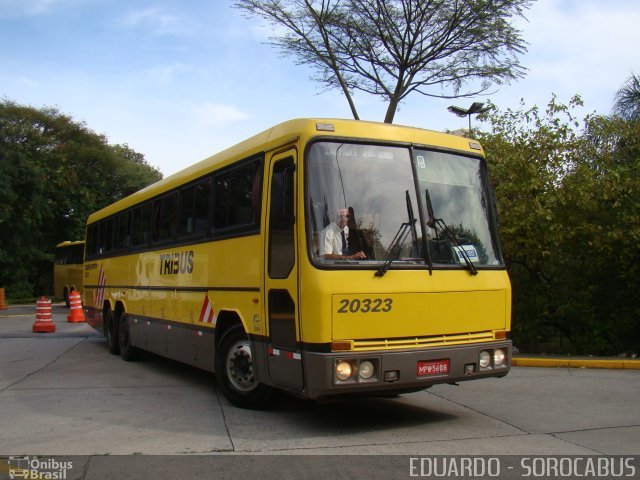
100, 218, 114, 255
115, 212, 130, 251
141, 203, 151, 245
213, 159, 262, 233
153, 194, 177, 243
179, 179, 211, 238
131, 203, 152, 248
70, 243, 84, 263
90, 224, 100, 257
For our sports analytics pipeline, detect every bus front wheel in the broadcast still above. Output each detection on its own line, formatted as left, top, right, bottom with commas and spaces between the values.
215, 326, 272, 409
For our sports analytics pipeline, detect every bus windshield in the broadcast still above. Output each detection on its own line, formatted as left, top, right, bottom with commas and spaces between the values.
306, 141, 504, 269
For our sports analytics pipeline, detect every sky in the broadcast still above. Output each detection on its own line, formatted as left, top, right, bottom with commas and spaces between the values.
1, 0, 639, 177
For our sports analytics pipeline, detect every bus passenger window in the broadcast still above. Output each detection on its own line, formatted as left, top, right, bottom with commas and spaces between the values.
100, 218, 114, 255
131, 203, 152, 248
179, 180, 210, 238
86, 225, 98, 257
213, 160, 261, 232
115, 212, 130, 250
153, 194, 177, 243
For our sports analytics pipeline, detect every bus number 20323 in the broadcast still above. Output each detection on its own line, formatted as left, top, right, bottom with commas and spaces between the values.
337, 298, 393, 314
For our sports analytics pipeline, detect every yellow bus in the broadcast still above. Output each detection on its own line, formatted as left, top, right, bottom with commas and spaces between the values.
53, 241, 85, 307
83, 118, 511, 409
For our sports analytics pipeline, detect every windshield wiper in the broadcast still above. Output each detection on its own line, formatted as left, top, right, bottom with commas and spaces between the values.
376, 191, 417, 277
425, 189, 478, 276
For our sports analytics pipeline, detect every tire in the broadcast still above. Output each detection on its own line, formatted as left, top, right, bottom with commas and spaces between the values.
215, 326, 273, 409
105, 308, 120, 355
118, 313, 139, 361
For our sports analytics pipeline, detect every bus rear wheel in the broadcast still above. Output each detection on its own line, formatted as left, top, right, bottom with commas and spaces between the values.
105, 308, 120, 355
118, 313, 139, 361
215, 326, 272, 409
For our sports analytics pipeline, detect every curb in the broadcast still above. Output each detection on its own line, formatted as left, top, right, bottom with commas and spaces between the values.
512, 356, 640, 370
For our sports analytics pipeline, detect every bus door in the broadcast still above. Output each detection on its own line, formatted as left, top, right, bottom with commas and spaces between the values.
264, 149, 303, 391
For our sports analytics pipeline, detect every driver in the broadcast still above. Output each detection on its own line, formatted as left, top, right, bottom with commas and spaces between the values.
319, 208, 367, 260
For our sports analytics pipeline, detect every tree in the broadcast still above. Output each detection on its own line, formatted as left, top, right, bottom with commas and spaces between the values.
479, 96, 640, 355
613, 72, 640, 121
234, 0, 533, 123
0, 100, 162, 298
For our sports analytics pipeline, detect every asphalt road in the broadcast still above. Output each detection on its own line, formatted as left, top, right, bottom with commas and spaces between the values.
1, 303, 639, 478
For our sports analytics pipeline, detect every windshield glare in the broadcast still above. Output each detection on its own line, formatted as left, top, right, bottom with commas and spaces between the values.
306, 141, 504, 269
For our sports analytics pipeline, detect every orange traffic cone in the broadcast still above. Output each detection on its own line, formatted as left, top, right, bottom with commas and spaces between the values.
67, 290, 86, 323
0, 288, 7, 310
33, 297, 56, 333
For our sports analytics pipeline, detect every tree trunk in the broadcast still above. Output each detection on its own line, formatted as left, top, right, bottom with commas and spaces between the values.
384, 97, 399, 123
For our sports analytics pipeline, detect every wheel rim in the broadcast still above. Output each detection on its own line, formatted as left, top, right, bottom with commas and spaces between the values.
225, 339, 257, 392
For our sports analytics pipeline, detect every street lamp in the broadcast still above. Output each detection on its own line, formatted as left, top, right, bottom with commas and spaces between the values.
447, 102, 490, 132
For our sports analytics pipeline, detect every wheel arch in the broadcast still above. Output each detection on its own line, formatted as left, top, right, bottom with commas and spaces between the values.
215, 309, 245, 348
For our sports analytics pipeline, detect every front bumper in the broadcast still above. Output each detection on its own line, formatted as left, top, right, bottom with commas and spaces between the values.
303, 340, 512, 399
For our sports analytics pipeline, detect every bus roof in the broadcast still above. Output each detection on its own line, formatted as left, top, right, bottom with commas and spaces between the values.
87, 118, 483, 224
55, 240, 86, 248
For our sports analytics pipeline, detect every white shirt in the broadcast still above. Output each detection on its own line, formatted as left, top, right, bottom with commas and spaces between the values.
319, 223, 349, 256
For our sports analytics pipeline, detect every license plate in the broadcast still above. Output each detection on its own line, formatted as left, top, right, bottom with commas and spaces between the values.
417, 359, 450, 377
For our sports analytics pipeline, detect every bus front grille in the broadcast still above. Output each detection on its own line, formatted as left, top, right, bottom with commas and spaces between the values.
352, 331, 496, 351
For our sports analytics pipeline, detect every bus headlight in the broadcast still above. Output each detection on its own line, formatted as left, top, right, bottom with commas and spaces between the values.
358, 360, 375, 380
494, 349, 506, 367
479, 350, 491, 369
335, 360, 353, 381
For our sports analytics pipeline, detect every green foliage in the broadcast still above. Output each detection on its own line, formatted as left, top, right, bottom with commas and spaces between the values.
479, 96, 640, 355
613, 72, 640, 121
0, 100, 162, 298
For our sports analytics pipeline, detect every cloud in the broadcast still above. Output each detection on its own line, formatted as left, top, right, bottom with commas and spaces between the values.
117, 7, 191, 37
19, 76, 41, 88
521, 0, 640, 85
0, 70, 41, 89
0, 0, 87, 18
489, 0, 640, 117
142, 63, 193, 86
194, 102, 251, 126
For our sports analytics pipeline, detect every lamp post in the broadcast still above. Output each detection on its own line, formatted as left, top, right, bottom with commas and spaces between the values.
447, 102, 490, 132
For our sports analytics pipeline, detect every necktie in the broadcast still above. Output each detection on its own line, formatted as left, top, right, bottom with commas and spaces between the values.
341, 230, 347, 255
